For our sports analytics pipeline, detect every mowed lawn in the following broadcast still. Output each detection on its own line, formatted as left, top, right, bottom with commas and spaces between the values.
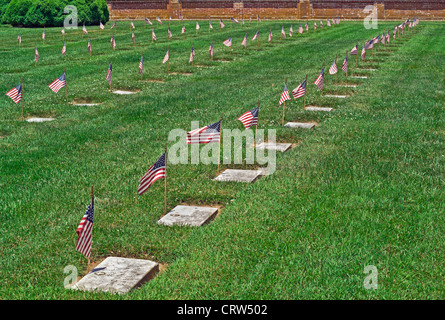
0, 20, 443, 299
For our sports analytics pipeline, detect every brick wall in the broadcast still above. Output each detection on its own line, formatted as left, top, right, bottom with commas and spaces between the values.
107, 0, 445, 20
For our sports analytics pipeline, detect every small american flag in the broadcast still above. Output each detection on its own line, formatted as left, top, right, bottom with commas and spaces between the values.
350, 44, 358, 55
238, 107, 259, 130
168, 27, 172, 38
75, 200, 94, 259
182, 23, 185, 34
61, 28, 65, 35
327, 19, 331, 27
320, 20, 323, 28
106, 62, 112, 84
231, 17, 239, 23
196, 21, 200, 30
393, 29, 396, 40
386, 32, 390, 43
220, 19, 225, 28
42, 30, 46, 40
292, 79, 307, 99
62, 41, 66, 56
268, 30, 272, 42
18, 32, 21, 45
281, 26, 286, 38
49, 72, 66, 93
341, 54, 348, 73
289, 25, 293, 37
83, 24, 88, 34
88, 39, 91, 53
252, 30, 259, 41
145, 18, 152, 25
279, 83, 291, 105
162, 50, 169, 64
249, 15, 252, 23
314, 67, 325, 91
139, 55, 143, 75
365, 40, 373, 50
336, 16, 340, 24
189, 45, 195, 63
5, 83, 22, 104
111, 35, 115, 49
381, 32, 385, 44
132, 31, 135, 44
241, 33, 247, 47
35, 45, 39, 63
314, 21, 317, 30
152, 29, 157, 41
131, 20, 135, 29
156, 17, 162, 25
373, 35, 380, 44
137, 153, 166, 195
329, 57, 337, 75
223, 37, 232, 47
298, 23, 303, 34
305, 21, 309, 32
257, 15, 261, 22
100, 22, 105, 29
187, 120, 221, 144
209, 20, 213, 29
111, 21, 116, 29
209, 41, 213, 58
361, 44, 366, 60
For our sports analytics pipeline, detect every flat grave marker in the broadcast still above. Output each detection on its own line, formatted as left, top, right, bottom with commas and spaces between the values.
305, 106, 333, 112
158, 205, 219, 227
113, 90, 138, 95
284, 122, 316, 129
26, 118, 55, 123
255, 142, 292, 152
214, 169, 262, 183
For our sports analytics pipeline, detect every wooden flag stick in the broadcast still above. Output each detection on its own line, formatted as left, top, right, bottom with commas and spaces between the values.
64, 68, 68, 105
20, 78, 24, 120
282, 78, 287, 126
110, 57, 112, 92
167, 45, 170, 74
164, 143, 167, 216
218, 113, 223, 172
141, 52, 143, 80
254, 100, 260, 148
345, 51, 348, 78
88, 185, 94, 265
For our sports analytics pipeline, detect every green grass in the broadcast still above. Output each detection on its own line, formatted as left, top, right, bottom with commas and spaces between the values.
0, 20, 444, 299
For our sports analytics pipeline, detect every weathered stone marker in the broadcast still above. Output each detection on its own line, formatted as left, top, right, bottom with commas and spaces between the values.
323, 94, 349, 98
349, 76, 368, 79
74, 103, 100, 106
284, 122, 316, 129
72, 257, 159, 294
26, 118, 55, 122
214, 169, 262, 183
113, 90, 137, 95
305, 106, 333, 112
158, 205, 218, 227
255, 142, 292, 152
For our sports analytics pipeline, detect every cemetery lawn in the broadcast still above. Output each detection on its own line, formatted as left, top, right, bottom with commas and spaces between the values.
0, 21, 444, 299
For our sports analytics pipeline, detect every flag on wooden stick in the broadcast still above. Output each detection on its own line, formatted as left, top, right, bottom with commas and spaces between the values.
137, 152, 166, 196
5, 82, 22, 104
75, 194, 95, 259
49, 72, 66, 93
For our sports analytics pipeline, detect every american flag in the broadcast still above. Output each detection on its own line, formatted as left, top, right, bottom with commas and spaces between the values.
365, 39, 373, 50
152, 29, 157, 41
83, 24, 88, 34
320, 20, 323, 28
332, 17, 336, 25
187, 120, 221, 144
5, 83, 22, 104
111, 21, 116, 29
168, 27, 172, 38
361, 43, 366, 60
242, 18, 244, 25
62, 41, 66, 56
238, 107, 259, 130
182, 23, 185, 34
327, 19, 331, 27
209, 20, 213, 29
209, 41, 213, 58
35, 45, 39, 63
393, 29, 396, 40
223, 37, 232, 47
189, 45, 195, 63
341, 54, 348, 73
100, 21, 105, 29
220, 19, 225, 28
281, 26, 286, 38
314, 67, 325, 91
305, 21, 309, 32
106, 62, 112, 84
231, 17, 239, 23
292, 79, 307, 99
42, 30, 46, 40
137, 153, 166, 196
131, 20, 135, 29
298, 23, 303, 34
241, 33, 247, 47
381, 32, 385, 44
196, 21, 200, 30
156, 17, 162, 25
145, 18, 152, 25
314, 21, 317, 30
257, 15, 261, 22
289, 25, 293, 37
18, 32, 21, 45
132, 31, 135, 44
62, 28, 65, 35
252, 30, 259, 41
268, 30, 272, 42
88, 38, 91, 53
75, 200, 94, 259
386, 32, 390, 43
139, 55, 143, 75
111, 35, 115, 49
49, 72, 66, 93
162, 50, 169, 64
373, 35, 380, 44
350, 44, 358, 55
336, 16, 340, 24
249, 15, 252, 23
279, 83, 291, 105
329, 57, 337, 75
